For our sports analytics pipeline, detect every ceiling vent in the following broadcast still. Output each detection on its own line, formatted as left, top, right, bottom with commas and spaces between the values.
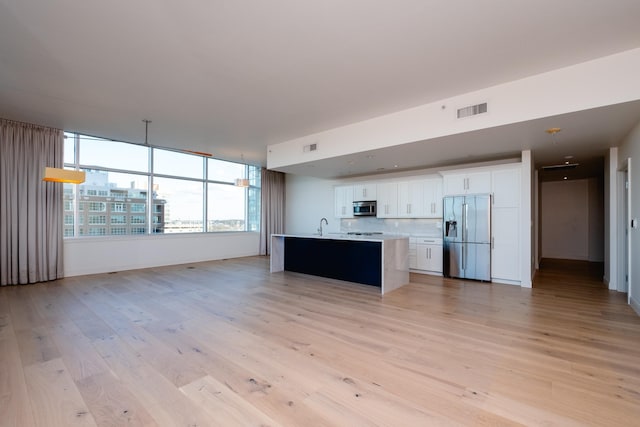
541, 163, 579, 171
303, 143, 317, 153
457, 102, 488, 119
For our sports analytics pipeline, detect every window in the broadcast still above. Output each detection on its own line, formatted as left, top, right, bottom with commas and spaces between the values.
111, 215, 127, 224
63, 132, 260, 237
88, 227, 106, 236
88, 202, 106, 212
111, 203, 126, 212
154, 149, 203, 179
153, 177, 203, 233
131, 203, 145, 213
131, 215, 145, 224
208, 183, 245, 232
88, 215, 107, 225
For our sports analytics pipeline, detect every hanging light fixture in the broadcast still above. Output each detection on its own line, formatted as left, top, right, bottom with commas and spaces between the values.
234, 178, 249, 187
42, 167, 85, 184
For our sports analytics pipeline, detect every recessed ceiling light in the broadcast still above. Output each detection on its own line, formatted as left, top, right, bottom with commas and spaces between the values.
563, 176, 568, 180
546, 127, 562, 135
394, 165, 398, 168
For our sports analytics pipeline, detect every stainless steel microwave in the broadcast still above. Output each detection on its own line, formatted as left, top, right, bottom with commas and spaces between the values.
353, 201, 376, 216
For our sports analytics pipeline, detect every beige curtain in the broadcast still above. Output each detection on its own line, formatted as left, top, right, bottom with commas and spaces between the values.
259, 168, 285, 255
0, 118, 64, 285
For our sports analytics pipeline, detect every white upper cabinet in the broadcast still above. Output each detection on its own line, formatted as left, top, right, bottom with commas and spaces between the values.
353, 183, 377, 201
397, 180, 425, 217
491, 167, 521, 208
424, 178, 443, 217
334, 185, 354, 218
376, 182, 398, 218
442, 170, 491, 195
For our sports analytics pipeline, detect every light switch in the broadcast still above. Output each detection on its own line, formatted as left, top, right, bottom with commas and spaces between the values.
632, 219, 638, 229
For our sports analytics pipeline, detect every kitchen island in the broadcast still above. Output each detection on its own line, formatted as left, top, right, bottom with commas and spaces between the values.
270, 233, 409, 294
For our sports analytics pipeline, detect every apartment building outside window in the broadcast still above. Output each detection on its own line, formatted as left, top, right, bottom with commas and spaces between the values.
63, 132, 261, 237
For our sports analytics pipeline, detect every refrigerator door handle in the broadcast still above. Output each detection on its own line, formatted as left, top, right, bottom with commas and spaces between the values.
462, 243, 465, 271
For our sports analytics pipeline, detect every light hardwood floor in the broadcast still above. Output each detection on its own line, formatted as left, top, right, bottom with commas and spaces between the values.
1, 256, 639, 426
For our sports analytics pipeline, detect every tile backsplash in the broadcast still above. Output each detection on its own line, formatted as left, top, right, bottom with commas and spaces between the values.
340, 217, 442, 237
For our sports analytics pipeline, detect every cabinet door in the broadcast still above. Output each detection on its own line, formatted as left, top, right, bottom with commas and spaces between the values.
416, 244, 443, 272
492, 167, 521, 208
443, 173, 467, 196
353, 183, 377, 201
467, 171, 491, 193
398, 181, 425, 217
427, 244, 443, 273
443, 171, 491, 195
334, 186, 354, 218
424, 178, 443, 217
376, 182, 398, 218
491, 207, 520, 282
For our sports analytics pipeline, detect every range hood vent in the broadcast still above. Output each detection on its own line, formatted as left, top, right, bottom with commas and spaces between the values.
457, 102, 488, 119
541, 163, 579, 171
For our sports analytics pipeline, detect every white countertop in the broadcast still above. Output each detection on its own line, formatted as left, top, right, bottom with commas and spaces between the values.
272, 233, 408, 242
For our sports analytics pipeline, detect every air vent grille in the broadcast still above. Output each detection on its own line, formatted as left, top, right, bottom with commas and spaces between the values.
457, 102, 488, 119
303, 143, 317, 153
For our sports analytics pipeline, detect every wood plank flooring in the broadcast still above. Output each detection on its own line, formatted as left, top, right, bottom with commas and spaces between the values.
1, 256, 639, 426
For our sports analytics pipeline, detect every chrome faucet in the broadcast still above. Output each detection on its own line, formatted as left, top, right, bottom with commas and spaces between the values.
318, 217, 328, 236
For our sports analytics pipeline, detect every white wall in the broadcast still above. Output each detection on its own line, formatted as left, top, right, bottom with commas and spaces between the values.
64, 232, 260, 277
284, 174, 340, 235
618, 119, 640, 314
540, 179, 603, 261
268, 48, 640, 169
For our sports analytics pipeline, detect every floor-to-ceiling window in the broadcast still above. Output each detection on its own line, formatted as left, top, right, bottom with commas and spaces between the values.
63, 132, 260, 237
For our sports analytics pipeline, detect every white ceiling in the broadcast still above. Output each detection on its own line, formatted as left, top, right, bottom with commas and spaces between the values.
1, 0, 640, 178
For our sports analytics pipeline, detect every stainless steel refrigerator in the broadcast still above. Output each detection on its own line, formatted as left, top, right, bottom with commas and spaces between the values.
443, 194, 491, 281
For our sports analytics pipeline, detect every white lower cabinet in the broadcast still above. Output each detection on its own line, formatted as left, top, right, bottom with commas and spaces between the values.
411, 237, 443, 275
491, 207, 520, 284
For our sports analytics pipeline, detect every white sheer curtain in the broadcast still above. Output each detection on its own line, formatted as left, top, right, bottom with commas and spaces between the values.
259, 168, 285, 255
0, 118, 64, 285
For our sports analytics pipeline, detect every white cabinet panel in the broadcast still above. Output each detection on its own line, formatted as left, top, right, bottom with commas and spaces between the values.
415, 240, 443, 273
353, 183, 377, 201
424, 178, 443, 217
491, 207, 520, 282
334, 185, 354, 218
443, 171, 491, 195
398, 180, 425, 217
492, 167, 521, 208
376, 182, 398, 218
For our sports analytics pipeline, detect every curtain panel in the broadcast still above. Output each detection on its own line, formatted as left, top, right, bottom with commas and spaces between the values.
259, 168, 285, 256
0, 118, 64, 285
